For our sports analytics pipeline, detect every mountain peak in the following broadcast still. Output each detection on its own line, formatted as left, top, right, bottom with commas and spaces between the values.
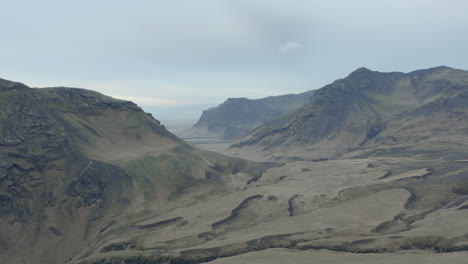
233, 65, 468, 159
354, 67, 372, 72
0, 78, 30, 91
432, 65, 453, 70
347, 67, 376, 79
408, 65, 456, 77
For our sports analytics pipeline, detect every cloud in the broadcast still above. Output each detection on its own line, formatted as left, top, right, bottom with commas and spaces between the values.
278, 41, 302, 54
112, 95, 184, 106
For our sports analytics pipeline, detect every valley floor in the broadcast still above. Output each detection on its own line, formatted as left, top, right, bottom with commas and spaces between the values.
208, 248, 468, 264
79, 133, 464, 264
78, 155, 468, 264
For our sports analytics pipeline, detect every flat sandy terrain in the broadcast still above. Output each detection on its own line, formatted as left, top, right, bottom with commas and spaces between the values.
208, 249, 468, 264
76, 156, 468, 264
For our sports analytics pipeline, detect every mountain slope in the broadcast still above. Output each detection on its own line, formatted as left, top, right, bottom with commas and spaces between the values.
232, 66, 468, 160
4, 75, 468, 264
0, 78, 278, 264
191, 90, 314, 140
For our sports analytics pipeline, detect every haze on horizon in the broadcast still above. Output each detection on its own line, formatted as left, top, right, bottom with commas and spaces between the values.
1, 0, 468, 122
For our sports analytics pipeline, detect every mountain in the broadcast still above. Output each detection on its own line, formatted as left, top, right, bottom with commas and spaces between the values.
232, 66, 468, 160
0, 78, 278, 264
4, 74, 468, 264
191, 90, 315, 140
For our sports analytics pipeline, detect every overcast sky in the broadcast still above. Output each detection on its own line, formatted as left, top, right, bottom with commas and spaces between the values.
1, 0, 468, 121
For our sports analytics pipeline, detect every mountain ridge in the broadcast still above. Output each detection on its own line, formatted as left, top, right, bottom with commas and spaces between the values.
190, 90, 315, 140
232, 66, 468, 160
4, 73, 468, 264
0, 78, 278, 264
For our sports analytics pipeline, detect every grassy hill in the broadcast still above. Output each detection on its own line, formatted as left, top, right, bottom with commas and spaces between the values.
0, 78, 278, 264
232, 66, 468, 161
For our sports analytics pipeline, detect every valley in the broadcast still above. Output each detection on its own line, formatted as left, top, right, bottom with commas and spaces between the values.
78, 157, 468, 264
3, 0, 468, 262
2, 66, 468, 264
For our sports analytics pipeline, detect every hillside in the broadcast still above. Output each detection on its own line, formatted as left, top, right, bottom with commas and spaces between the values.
190, 90, 314, 140
232, 66, 468, 161
0, 78, 278, 264
3, 75, 468, 264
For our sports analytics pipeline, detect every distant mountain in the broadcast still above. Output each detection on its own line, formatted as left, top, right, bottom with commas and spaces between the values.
0, 78, 277, 264
233, 66, 468, 160
191, 90, 315, 140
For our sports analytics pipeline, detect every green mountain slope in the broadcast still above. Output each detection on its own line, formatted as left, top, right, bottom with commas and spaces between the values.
0, 78, 278, 264
233, 66, 468, 160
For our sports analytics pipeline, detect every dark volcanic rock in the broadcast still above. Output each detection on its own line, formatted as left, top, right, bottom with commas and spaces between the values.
0, 78, 178, 264
67, 160, 131, 207
0, 79, 171, 224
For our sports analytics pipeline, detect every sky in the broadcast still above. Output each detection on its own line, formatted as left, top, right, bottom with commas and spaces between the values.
1, 0, 468, 123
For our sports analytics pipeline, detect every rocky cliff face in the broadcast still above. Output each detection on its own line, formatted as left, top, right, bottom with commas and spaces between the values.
0, 79, 178, 263
0, 78, 277, 264
233, 66, 468, 160
192, 90, 314, 140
